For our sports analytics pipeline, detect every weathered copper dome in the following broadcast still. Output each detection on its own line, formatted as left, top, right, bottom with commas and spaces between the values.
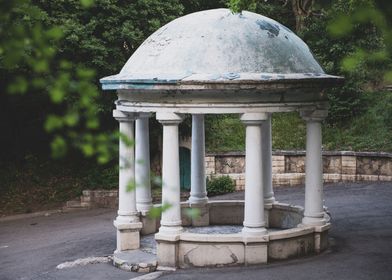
101, 8, 341, 90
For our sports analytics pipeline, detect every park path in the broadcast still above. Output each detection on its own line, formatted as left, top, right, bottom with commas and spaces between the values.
0, 182, 391, 280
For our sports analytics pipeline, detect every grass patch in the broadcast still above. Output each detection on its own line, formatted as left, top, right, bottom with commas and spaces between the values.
205, 91, 392, 152
323, 91, 392, 151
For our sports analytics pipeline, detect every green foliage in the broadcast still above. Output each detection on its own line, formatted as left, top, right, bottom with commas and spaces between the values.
83, 165, 118, 189
323, 91, 392, 151
205, 115, 245, 152
0, 0, 184, 163
272, 113, 306, 150
148, 203, 172, 219
207, 176, 236, 196
0, 155, 94, 215
228, 0, 257, 13
181, 0, 226, 14
302, 0, 387, 125
205, 113, 307, 152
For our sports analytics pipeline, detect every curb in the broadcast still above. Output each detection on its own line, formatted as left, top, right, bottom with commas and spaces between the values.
0, 209, 64, 222
0, 205, 93, 223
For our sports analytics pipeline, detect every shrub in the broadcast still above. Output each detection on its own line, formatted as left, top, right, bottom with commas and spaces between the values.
207, 176, 236, 196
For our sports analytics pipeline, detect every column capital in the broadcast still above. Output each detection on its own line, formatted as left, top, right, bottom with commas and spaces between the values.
300, 110, 328, 122
240, 112, 270, 124
113, 110, 138, 122
137, 112, 153, 119
156, 112, 184, 125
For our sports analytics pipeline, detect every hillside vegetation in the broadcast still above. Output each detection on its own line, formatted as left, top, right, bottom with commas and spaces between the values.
1, 0, 391, 215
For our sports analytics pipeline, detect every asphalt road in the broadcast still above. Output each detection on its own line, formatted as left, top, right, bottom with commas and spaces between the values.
1, 182, 391, 280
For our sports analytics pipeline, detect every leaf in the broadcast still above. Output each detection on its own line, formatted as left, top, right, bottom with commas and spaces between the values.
44, 115, 63, 132
184, 208, 201, 219
64, 112, 79, 127
76, 68, 95, 79
119, 133, 134, 147
51, 135, 67, 158
384, 71, 392, 83
341, 56, 359, 72
80, 0, 94, 8
46, 26, 63, 40
147, 203, 172, 219
81, 143, 94, 156
49, 87, 65, 104
86, 118, 99, 129
327, 15, 353, 37
126, 180, 136, 192
7, 76, 28, 95
33, 60, 49, 73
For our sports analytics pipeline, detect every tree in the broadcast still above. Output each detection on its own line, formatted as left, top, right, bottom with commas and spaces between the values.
0, 0, 184, 162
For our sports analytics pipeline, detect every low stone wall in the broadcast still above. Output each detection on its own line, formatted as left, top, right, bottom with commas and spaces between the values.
74, 151, 391, 208
206, 151, 392, 190
80, 190, 118, 209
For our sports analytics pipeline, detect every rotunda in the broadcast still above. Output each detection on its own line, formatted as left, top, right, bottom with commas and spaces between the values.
100, 8, 342, 268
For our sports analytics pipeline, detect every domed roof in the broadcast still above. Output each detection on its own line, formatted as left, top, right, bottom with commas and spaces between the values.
101, 8, 340, 90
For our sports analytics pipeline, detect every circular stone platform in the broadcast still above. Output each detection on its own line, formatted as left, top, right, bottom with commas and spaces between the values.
114, 200, 331, 269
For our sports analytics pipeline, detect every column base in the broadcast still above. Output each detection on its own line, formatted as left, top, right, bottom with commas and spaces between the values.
114, 220, 143, 251
188, 196, 208, 205
116, 213, 139, 223
136, 202, 153, 213
242, 226, 268, 236
159, 225, 183, 235
301, 216, 327, 226
264, 197, 276, 205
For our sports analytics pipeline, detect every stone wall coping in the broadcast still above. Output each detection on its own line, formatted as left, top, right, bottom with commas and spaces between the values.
113, 221, 143, 230
272, 203, 304, 213
206, 150, 392, 158
269, 227, 314, 240
179, 232, 244, 243
313, 223, 331, 232
208, 200, 244, 207
158, 226, 317, 243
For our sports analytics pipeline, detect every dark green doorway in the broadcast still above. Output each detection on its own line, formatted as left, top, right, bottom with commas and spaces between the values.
180, 147, 191, 190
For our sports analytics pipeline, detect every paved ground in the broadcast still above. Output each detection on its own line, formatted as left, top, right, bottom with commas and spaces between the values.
1, 182, 391, 280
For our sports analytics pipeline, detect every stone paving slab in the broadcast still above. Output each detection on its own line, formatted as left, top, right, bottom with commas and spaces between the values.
114, 249, 157, 273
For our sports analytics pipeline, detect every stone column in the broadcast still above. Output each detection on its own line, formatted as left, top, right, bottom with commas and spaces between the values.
301, 110, 328, 226
189, 114, 208, 204
113, 110, 142, 251
156, 112, 184, 234
261, 114, 275, 205
241, 113, 268, 236
135, 114, 153, 213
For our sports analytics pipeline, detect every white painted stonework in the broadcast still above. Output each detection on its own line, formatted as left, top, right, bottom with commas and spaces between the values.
101, 8, 342, 269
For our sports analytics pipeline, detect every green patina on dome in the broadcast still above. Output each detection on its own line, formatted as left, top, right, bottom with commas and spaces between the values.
101, 9, 338, 90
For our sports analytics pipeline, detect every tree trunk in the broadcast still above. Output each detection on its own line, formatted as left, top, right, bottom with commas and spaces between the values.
291, 0, 314, 33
